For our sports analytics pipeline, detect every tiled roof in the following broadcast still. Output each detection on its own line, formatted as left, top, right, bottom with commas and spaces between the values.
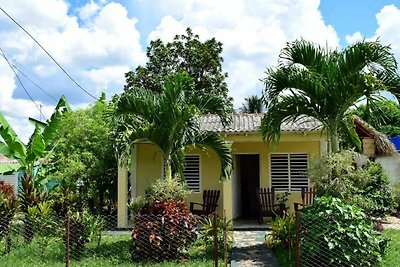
199, 113, 322, 133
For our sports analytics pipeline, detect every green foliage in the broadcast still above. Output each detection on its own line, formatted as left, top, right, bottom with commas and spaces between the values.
42, 99, 117, 214
130, 200, 197, 262
127, 195, 147, 215
392, 180, 400, 214
301, 197, 387, 266
112, 72, 232, 181
0, 234, 216, 266
353, 99, 400, 137
124, 28, 232, 110
261, 39, 400, 152
266, 212, 295, 249
145, 178, 190, 203
27, 200, 57, 254
309, 150, 395, 218
379, 229, 400, 267
73, 211, 106, 247
239, 95, 264, 113
189, 215, 233, 259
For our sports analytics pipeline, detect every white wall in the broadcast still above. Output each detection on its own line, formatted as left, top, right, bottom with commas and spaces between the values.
0, 172, 18, 195
376, 156, 400, 186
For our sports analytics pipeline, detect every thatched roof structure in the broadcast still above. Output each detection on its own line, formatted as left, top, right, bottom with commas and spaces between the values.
353, 116, 398, 157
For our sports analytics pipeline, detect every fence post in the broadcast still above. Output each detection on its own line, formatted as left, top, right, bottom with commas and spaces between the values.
295, 210, 300, 267
65, 215, 70, 267
213, 211, 218, 267
223, 210, 227, 267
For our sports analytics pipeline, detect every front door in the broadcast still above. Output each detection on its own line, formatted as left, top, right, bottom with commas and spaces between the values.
239, 154, 260, 218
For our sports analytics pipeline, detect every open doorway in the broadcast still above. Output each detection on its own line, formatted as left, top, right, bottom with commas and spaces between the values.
232, 154, 260, 219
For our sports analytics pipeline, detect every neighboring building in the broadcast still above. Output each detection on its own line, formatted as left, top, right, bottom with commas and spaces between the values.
354, 116, 399, 185
117, 114, 327, 227
0, 154, 19, 196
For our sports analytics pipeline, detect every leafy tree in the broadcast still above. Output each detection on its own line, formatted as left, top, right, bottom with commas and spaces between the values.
239, 95, 264, 113
112, 72, 232, 181
42, 96, 117, 214
124, 28, 233, 110
261, 39, 400, 152
353, 99, 400, 137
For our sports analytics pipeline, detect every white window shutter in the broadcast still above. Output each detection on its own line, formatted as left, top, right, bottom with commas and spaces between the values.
184, 155, 200, 192
289, 154, 308, 191
270, 154, 290, 191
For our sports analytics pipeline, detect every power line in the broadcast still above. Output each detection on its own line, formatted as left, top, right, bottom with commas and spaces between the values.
10, 62, 59, 102
0, 48, 47, 120
0, 6, 98, 100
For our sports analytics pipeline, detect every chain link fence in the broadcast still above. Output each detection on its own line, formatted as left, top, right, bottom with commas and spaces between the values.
294, 211, 395, 267
0, 212, 231, 266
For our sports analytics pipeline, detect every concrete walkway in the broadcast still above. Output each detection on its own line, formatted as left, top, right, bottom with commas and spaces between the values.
231, 230, 279, 267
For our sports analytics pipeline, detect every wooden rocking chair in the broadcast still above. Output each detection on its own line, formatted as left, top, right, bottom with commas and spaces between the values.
256, 187, 282, 222
190, 190, 220, 216
294, 187, 315, 211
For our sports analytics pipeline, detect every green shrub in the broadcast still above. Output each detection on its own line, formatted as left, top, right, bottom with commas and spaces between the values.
145, 177, 190, 202
127, 195, 147, 215
301, 197, 387, 266
309, 151, 395, 218
393, 180, 400, 214
266, 212, 295, 249
130, 200, 197, 262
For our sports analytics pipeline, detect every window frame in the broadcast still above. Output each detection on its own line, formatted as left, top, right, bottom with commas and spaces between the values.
269, 152, 309, 192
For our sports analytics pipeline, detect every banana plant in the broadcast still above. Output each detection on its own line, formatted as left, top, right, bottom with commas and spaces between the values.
0, 96, 70, 204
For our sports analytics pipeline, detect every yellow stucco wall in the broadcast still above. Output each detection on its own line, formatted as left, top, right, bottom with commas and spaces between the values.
128, 131, 325, 222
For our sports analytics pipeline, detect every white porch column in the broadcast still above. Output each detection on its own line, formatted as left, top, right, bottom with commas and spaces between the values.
117, 158, 128, 228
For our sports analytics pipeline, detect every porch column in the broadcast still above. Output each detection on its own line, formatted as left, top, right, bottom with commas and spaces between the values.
222, 178, 233, 221
117, 158, 128, 228
130, 145, 137, 200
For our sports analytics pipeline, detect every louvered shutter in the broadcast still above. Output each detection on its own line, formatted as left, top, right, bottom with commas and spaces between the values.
270, 154, 290, 191
289, 154, 308, 191
184, 155, 200, 192
270, 153, 308, 192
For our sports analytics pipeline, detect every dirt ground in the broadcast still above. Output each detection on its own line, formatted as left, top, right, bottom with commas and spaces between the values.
383, 216, 400, 229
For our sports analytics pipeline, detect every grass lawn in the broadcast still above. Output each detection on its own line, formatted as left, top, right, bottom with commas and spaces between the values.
273, 229, 400, 267
379, 229, 400, 267
0, 234, 225, 267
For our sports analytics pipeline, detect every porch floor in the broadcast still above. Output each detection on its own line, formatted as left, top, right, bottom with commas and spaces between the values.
233, 218, 272, 230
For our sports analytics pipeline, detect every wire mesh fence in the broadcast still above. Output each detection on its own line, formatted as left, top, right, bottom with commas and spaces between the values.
294, 211, 395, 267
0, 211, 231, 266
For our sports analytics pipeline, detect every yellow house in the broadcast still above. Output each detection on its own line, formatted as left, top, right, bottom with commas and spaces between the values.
117, 113, 327, 227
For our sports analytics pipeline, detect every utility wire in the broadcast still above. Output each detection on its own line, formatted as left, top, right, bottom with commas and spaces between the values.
0, 6, 98, 100
1, 48, 47, 120
10, 62, 59, 102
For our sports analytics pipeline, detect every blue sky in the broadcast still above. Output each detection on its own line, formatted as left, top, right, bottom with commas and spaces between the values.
0, 0, 400, 141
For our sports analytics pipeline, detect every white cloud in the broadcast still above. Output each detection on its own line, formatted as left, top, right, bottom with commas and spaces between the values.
0, 0, 146, 141
345, 32, 363, 44
373, 5, 400, 56
148, 0, 340, 108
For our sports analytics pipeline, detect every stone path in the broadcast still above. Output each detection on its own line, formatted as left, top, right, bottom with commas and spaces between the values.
231, 230, 279, 267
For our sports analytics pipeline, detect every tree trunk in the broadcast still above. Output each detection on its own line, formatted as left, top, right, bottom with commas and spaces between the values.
330, 130, 340, 153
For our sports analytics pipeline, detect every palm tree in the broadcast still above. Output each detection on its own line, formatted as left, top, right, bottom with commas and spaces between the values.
240, 95, 264, 113
261, 39, 400, 153
112, 72, 232, 181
